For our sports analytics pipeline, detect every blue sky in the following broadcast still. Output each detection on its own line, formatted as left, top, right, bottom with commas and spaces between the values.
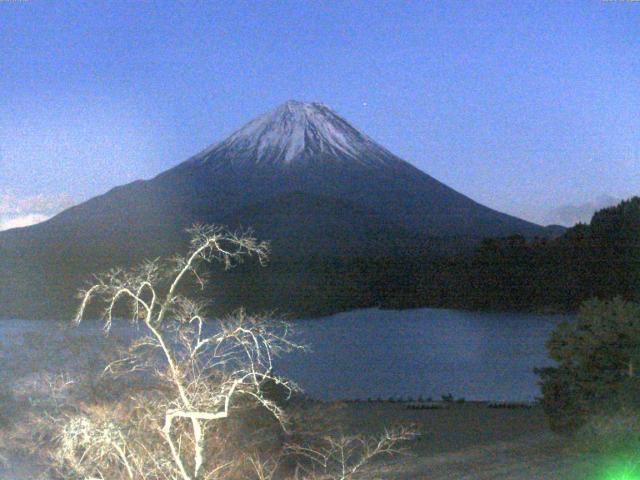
0, 0, 638, 228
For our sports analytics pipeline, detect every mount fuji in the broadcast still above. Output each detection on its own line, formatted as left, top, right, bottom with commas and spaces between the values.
0, 101, 550, 318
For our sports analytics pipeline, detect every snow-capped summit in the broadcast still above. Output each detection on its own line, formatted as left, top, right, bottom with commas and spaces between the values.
190, 100, 399, 168
153, 99, 546, 240
0, 99, 551, 319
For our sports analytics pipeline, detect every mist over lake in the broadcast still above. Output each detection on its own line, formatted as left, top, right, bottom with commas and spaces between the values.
1, 308, 569, 403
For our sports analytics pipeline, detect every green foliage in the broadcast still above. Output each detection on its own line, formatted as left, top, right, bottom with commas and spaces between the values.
537, 297, 640, 433
575, 408, 640, 455
432, 197, 640, 312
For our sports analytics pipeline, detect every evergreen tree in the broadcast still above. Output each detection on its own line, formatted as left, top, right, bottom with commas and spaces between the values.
537, 297, 640, 432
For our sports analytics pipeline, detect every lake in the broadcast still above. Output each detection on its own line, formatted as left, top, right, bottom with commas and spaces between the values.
0, 308, 571, 402
276, 308, 570, 402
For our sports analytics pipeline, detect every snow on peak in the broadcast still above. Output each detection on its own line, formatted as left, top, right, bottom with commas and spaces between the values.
193, 101, 398, 168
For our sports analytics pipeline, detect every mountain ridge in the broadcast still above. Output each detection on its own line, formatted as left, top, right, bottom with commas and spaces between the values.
181, 100, 401, 169
0, 100, 555, 319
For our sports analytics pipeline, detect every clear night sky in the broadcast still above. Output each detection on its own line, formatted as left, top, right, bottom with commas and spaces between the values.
1, 0, 638, 230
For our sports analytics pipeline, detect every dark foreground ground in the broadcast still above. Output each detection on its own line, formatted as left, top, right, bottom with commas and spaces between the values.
0, 402, 603, 480
323, 402, 600, 479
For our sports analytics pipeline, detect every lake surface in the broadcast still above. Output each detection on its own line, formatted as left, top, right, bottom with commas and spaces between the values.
1, 308, 571, 402
276, 308, 570, 402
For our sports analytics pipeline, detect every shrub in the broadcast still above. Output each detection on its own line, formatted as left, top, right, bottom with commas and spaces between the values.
575, 408, 640, 455
441, 393, 454, 403
537, 297, 640, 433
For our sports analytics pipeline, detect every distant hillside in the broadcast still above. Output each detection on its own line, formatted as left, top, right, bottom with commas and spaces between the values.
414, 197, 640, 313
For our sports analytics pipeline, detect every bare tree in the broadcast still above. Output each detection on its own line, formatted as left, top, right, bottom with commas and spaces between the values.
287, 427, 416, 480
60, 225, 301, 480
44, 225, 415, 480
